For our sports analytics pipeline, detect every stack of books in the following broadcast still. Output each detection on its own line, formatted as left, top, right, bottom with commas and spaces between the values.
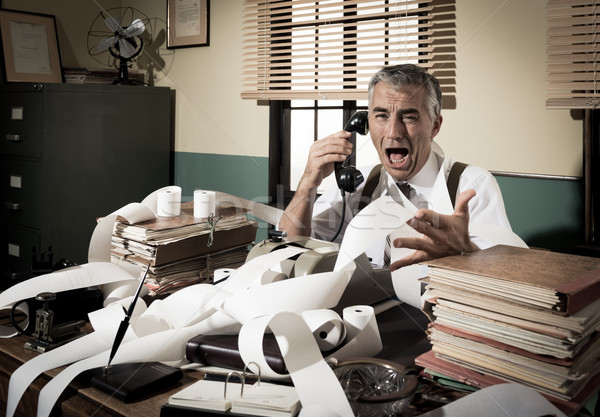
111, 202, 257, 296
415, 245, 600, 416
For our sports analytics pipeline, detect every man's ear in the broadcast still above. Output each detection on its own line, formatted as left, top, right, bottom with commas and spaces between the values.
430, 114, 443, 140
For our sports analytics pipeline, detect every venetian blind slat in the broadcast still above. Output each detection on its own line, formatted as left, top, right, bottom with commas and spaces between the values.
241, 0, 456, 102
546, 0, 600, 109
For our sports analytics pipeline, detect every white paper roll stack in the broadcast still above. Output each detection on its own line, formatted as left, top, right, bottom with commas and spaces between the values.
194, 190, 216, 218
156, 187, 181, 217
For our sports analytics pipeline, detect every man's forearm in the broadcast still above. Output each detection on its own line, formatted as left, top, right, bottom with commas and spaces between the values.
278, 186, 317, 238
278, 133, 348, 237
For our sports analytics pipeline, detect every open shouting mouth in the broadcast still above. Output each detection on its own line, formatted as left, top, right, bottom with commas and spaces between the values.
387, 147, 409, 166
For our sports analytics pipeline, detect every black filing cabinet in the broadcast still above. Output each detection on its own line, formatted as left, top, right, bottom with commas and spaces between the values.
0, 83, 173, 288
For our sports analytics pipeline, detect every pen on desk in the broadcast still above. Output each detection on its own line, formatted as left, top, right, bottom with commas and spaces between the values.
104, 263, 151, 375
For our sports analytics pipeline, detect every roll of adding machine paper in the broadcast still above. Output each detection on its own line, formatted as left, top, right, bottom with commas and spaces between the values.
194, 190, 216, 218
301, 309, 346, 351
157, 187, 181, 217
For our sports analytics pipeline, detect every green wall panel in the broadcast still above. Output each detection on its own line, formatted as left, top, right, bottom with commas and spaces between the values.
174, 152, 269, 241
495, 175, 585, 254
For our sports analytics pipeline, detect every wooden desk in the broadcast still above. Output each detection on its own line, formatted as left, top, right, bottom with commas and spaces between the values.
0, 303, 432, 417
0, 331, 203, 417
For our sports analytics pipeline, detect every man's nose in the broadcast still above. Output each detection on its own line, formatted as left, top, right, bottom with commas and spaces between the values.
385, 117, 405, 140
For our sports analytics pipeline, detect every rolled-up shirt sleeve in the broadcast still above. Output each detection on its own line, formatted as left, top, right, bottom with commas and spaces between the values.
458, 166, 514, 250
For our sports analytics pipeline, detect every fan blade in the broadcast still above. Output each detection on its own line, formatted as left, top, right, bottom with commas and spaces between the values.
125, 19, 145, 37
91, 36, 117, 54
155, 56, 166, 70
119, 38, 138, 58
154, 29, 166, 46
141, 48, 166, 70
103, 14, 122, 34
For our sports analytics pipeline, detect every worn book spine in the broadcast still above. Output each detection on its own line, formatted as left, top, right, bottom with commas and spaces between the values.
559, 269, 600, 315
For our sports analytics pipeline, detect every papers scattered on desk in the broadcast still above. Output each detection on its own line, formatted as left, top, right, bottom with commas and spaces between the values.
168, 379, 301, 416
416, 245, 600, 416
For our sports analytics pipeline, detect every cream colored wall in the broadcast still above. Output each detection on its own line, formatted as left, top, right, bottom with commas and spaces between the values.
126, 0, 270, 158
4, 0, 582, 176
439, 0, 582, 177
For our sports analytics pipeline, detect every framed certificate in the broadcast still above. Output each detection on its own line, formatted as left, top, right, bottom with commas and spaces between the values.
167, 0, 210, 48
0, 9, 63, 83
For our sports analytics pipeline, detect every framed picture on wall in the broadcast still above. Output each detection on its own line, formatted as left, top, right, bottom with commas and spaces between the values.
167, 0, 210, 48
0, 9, 63, 83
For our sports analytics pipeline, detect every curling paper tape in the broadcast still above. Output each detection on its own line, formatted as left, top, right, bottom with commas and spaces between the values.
0, 262, 139, 338
6, 297, 146, 417
261, 270, 288, 285
238, 311, 355, 416
194, 190, 216, 218
157, 187, 181, 217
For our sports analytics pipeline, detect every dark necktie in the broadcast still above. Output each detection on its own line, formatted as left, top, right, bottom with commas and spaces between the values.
397, 181, 414, 201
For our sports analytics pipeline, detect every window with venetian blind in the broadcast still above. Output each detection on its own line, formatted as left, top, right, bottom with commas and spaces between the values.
241, 0, 456, 107
546, 0, 600, 109
546, 0, 600, 249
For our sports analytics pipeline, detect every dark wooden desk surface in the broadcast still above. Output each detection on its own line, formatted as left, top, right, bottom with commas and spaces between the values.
0, 329, 205, 417
0, 302, 432, 417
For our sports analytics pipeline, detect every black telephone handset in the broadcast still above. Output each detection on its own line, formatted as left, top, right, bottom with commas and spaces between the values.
335, 111, 369, 194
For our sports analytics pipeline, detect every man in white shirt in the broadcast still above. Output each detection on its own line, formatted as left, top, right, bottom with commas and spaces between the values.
278, 64, 513, 270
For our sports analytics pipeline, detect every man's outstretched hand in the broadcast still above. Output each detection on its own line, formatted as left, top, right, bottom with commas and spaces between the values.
389, 189, 479, 271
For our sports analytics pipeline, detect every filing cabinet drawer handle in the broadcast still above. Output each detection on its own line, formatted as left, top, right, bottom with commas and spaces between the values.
5, 134, 23, 142
5, 201, 24, 211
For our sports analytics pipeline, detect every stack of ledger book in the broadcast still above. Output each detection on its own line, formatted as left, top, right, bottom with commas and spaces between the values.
415, 245, 600, 416
111, 201, 257, 296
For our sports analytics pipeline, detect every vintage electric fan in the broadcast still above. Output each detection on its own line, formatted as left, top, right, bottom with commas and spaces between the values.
87, 7, 151, 84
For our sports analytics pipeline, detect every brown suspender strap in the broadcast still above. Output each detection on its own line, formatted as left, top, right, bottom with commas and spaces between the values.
447, 161, 468, 209
358, 164, 382, 211
358, 161, 468, 212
